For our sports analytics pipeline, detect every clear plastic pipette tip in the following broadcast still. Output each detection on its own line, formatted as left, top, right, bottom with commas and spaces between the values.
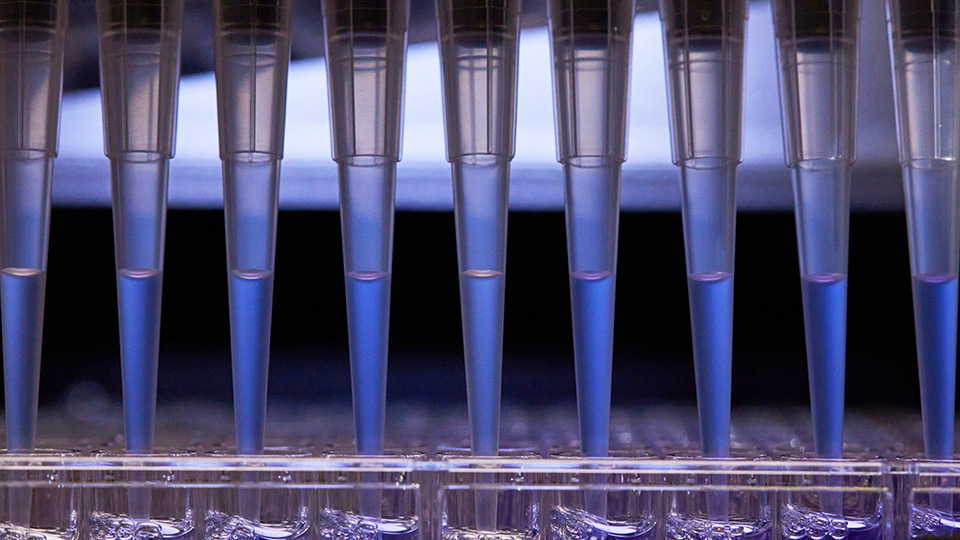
562, 160, 622, 460
96, 0, 184, 454
548, 0, 635, 462
771, 0, 859, 458
0, 2, 64, 528
680, 161, 736, 459
436, 2, 520, 528
905, 162, 959, 459
791, 161, 851, 459
451, 159, 510, 461
110, 153, 170, 457
339, 158, 397, 458
887, 0, 956, 459
322, 0, 409, 459
1, 262, 46, 452
0, 157, 52, 452
212, 0, 292, 461
0, 0, 66, 452
221, 156, 281, 457
460, 173, 508, 529
661, 0, 747, 458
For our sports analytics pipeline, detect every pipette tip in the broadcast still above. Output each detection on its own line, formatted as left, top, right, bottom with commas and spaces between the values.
0, 152, 56, 453
452, 159, 509, 459
679, 160, 736, 459
117, 268, 163, 453
338, 159, 396, 457
347, 268, 391, 457
560, 159, 621, 459
461, 269, 505, 457
913, 273, 958, 460
687, 272, 733, 459
110, 155, 171, 454
229, 268, 274, 455
571, 269, 615, 458
789, 160, 852, 460
801, 273, 847, 459
1, 267, 46, 452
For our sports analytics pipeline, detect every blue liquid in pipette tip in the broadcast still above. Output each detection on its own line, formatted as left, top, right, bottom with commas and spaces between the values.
912, 273, 959, 460
551, 506, 655, 540
117, 268, 163, 453
345, 271, 391, 456
0, 267, 46, 452
686, 272, 733, 458
800, 273, 847, 459
459, 269, 505, 457
228, 269, 275, 454
569, 270, 615, 458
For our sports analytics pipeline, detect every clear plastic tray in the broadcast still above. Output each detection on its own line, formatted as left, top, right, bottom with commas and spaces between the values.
0, 449, 911, 540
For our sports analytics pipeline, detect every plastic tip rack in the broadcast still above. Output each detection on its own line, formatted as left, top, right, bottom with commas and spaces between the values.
0, 408, 954, 540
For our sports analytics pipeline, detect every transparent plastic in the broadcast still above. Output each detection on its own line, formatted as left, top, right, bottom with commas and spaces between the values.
549, 449, 658, 539
436, 0, 521, 459
660, 0, 747, 459
206, 447, 312, 537
772, 0, 860, 460
438, 447, 538, 535
440, 452, 540, 540
887, 0, 960, 460
0, 416, 914, 540
781, 453, 888, 540
88, 450, 195, 538
898, 459, 960, 539
0, 0, 68, 453
321, 0, 410, 457
547, 0, 636, 459
0, 449, 79, 540
95, 0, 184, 454
319, 450, 423, 540
213, 0, 293, 456
664, 451, 774, 538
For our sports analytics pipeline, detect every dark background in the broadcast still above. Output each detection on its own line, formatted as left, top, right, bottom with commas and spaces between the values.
31, 208, 920, 411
